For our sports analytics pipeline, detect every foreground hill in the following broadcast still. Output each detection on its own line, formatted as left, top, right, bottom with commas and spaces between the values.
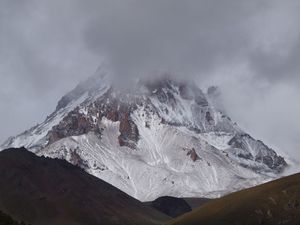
0, 210, 31, 225
168, 173, 300, 225
1, 68, 287, 201
0, 148, 169, 225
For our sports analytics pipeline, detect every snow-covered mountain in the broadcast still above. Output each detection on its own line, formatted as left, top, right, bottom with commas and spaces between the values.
1, 67, 287, 201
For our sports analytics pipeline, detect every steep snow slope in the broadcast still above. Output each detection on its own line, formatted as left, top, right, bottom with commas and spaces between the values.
0, 69, 287, 201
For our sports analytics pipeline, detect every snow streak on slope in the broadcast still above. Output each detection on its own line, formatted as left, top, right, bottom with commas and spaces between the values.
0, 72, 287, 201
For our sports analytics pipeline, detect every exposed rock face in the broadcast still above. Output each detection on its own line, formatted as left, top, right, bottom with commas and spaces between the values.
228, 134, 287, 172
205, 111, 214, 123
118, 111, 139, 149
69, 147, 89, 169
48, 90, 140, 149
187, 148, 200, 162
48, 110, 94, 144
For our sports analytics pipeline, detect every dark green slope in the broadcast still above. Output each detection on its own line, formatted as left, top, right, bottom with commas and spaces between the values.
0, 148, 169, 225
168, 173, 300, 225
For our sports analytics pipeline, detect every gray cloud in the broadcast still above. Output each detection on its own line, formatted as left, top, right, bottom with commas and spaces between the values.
83, 0, 261, 82
0, 0, 299, 167
0, 0, 100, 139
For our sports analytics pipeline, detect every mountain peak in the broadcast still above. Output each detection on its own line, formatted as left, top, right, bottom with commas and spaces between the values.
1, 67, 287, 201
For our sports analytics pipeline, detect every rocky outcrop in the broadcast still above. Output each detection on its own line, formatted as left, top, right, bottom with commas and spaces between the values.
69, 147, 89, 169
48, 109, 95, 144
205, 111, 214, 123
187, 148, 200, 162
118, 111, 139, 149
48, 92, 140, 149
228, 134, 287, 172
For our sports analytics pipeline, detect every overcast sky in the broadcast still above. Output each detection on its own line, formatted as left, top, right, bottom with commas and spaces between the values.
0, 0, 299, 167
